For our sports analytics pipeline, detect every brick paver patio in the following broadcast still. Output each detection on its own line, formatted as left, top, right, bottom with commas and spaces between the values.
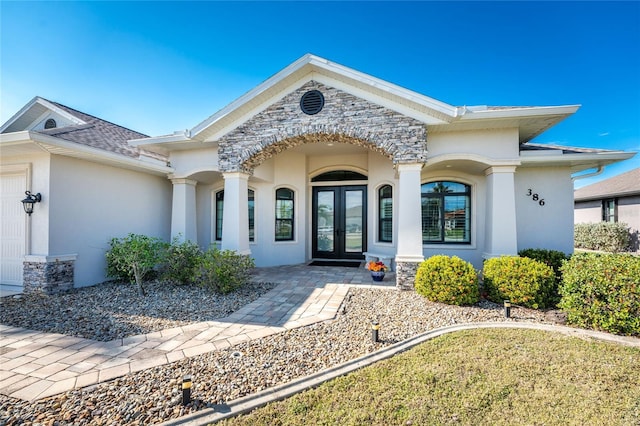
0, 264, 394, 401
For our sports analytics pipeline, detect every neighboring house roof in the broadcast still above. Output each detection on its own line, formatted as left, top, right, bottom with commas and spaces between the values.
0, 97, 172, 175
1, 97, 166, 162
574, 168, 640, 201
131, 53, 580, 151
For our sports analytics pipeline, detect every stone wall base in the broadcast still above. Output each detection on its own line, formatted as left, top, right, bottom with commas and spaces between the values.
395, 260, 420, 290
23, 255, 76, 295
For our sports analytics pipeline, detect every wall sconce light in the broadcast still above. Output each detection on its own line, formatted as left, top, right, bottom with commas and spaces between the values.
21, 191, 42, 216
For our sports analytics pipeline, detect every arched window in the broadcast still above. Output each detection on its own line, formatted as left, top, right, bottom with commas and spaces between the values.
215, 189, 255, 242
421, 181, 471, 244
44, 118, 57, 129
275, 188, 294, 241
378, 185, 393, 243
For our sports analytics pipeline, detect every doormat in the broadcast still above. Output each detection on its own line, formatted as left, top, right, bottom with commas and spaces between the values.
308, 260, 362, 268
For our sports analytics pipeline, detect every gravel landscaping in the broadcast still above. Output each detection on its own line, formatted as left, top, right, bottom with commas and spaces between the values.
0, 281, 278, 341
0, 281, 557, 426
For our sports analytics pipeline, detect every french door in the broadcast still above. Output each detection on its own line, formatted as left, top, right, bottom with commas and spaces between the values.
312, 185, 366, 259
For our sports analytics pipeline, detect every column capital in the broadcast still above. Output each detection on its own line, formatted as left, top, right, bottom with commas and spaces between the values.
396, 163, 424, 173
170, 177, 198, 186
222, 171, 251, 180
485, 165, 518, 176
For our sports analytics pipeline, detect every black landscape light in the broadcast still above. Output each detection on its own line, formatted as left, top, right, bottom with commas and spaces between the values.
372, 320, 380, 343
182, 375, 192, 405
21, 191, 42, 216
504, 300, 511, 318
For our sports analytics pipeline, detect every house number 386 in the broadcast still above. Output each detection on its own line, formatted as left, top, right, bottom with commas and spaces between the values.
526, 189, 545, 206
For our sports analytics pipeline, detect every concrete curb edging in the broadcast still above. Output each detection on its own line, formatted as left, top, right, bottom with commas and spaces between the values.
159, 322, 640, 426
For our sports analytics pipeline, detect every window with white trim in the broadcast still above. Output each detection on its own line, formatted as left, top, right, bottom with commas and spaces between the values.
275, 188, 294, 241
421, 181, 471, 244
378, 185, 393, 243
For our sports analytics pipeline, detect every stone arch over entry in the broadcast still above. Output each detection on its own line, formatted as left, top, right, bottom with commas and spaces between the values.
217, 81, 428, 173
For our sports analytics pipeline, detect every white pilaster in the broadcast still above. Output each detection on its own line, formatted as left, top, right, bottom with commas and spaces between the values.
484, 166, 518, 258
170, 178, 198, 242
395, 163, 425, 263
221, 172, 251, 255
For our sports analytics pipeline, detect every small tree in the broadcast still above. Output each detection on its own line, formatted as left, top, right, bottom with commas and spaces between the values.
106, 233, 167, 296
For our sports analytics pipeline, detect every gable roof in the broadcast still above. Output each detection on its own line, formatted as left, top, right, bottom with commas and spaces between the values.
131, 54, 580, 151
1, 97, 166, 162
574, 168, 640, 201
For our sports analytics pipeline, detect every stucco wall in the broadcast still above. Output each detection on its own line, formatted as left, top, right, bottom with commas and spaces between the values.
49, 155, 172, 287
427, 129, 520, 160
574, 199, 602, 223
515, 167, 574, 254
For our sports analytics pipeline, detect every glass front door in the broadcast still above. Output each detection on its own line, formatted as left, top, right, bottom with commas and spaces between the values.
312, 185, 366, 259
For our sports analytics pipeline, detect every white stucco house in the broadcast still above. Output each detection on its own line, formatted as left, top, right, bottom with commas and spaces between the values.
1, 54, 635, 292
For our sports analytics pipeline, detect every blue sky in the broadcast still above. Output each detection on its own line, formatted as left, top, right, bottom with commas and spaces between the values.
1, 1, 638, 188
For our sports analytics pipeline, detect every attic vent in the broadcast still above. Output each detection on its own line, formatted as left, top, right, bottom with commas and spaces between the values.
300, 90, 324, 115
44, 118, 57, 129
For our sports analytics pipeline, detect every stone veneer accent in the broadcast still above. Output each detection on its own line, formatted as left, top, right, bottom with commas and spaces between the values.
395, 261, 420, 291
217, 81, 427, 173
23, 255, 76, 295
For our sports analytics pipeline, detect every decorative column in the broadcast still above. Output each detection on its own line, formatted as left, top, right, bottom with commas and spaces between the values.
484, 166, 518, 258
170, 178, 198, 242
395, 163, 424, 290
221, 172, 251, 255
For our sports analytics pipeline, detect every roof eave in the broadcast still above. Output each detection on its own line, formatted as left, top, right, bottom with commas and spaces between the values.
0, 131, 174, 176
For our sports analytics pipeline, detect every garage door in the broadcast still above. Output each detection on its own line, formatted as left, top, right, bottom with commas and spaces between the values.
0, 172, 27, 286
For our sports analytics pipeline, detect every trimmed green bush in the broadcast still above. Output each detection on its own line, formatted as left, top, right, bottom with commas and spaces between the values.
559, 252, 640, 336
415, 255, 479, 306
518, 248, 569, 305
199, 247, 255, 294
483, 256, 555, 309
162, 238, 202, 285
105, 233, 168, 296
574, 222, 631, 252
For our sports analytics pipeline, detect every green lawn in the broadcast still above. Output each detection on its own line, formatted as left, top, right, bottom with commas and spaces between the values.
218, 328, 640, 425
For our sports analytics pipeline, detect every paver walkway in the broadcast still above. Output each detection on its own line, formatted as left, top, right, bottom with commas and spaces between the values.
0, 264, 394, 402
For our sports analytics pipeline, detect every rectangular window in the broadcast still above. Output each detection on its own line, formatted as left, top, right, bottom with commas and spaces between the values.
421, 181, 471, 244
602, 199, 617, 222
275, 188, 294, 241
378, 185, 393, 243
215, 190, 224, 241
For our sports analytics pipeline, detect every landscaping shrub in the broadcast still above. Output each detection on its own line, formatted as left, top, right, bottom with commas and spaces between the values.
574, 222, 631, 253
483, 256, 555, 309
415, 255, 479, 306
199, 246, 255, 294
559, 252, 640, 336
518, 248, 569, 305
105, 233, 168, 296
162, 238, 202, 285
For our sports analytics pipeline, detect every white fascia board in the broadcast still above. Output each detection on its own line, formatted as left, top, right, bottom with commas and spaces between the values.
0, 97, 85, 133
0, 130, 33, 144
35, 97, 86, 125
307, 56, 458, 118
520, 151, 635, 166
28, 132, 174, 175
202, 78, 309, 143
311, 73, 449, 125
129, 133, 193, 147
0, 97, 40, 132
190, 54, 459, 139
190, 56, 314, 137
460, 105, 581, 121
